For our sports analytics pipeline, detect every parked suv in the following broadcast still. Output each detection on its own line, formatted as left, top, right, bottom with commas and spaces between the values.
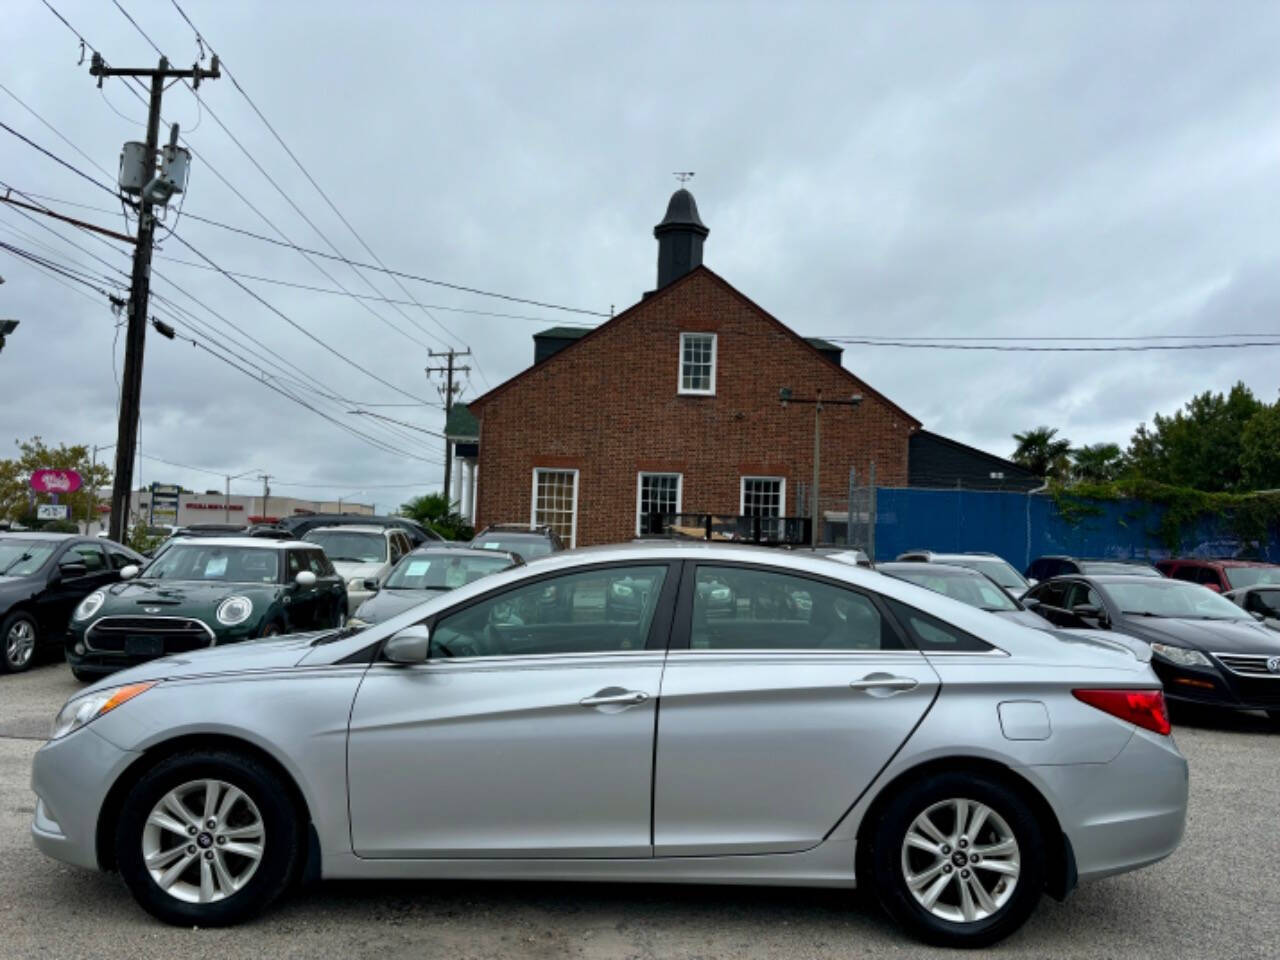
1025, 556, 1162, 581
1155, 558, 1280, 593
895, 551, 1030, 594
470, 523, 566, 561
303, 525, 412, 609
276, 513, 442, 547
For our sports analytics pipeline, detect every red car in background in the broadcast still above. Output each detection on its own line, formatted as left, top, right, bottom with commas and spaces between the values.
1155, 557, 1280, 593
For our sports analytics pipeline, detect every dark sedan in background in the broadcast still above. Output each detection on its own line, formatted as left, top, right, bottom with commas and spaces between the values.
877, 562, 1049, 628
0, 533, 143, 673
1024, 574, 1280, 720
349, 546, 523, 626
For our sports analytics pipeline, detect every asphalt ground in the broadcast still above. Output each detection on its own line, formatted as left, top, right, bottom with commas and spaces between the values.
1, 660, 1278, 960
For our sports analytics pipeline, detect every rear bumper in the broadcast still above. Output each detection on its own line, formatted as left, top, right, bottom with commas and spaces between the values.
1033, 727, 1188, 883
30, 726, 140, 871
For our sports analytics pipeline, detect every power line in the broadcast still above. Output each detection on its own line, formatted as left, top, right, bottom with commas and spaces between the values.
0, 80, 116, 182
0, 118, 119, 197
828, 333, 1280, 342
823, 338, 1280, 352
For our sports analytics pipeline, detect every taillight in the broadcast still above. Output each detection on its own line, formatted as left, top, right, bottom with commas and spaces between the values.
1073, 688, 1171, 736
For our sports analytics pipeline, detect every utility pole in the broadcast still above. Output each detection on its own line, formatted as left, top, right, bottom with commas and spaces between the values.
779, 388, 863, 548
426, 348, 471, 509
257, 474, 273, 521
91, 54, 219, 542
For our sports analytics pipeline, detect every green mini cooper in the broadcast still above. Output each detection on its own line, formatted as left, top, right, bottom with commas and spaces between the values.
65, 537, 347, 681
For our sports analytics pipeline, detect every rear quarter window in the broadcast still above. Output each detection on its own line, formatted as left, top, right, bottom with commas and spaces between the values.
884, 597, 994, 653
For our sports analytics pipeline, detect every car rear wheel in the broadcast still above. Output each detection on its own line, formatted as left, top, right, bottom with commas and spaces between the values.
869, 770, 1045, 948
0, 611, 38, 673
115, 750, 301, 926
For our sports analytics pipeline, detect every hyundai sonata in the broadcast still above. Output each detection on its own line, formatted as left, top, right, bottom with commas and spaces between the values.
31, 544, 1187, 947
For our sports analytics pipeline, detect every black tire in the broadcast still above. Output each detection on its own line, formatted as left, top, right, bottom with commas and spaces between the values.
868, 770, 1045, 948
115, 750, 302, 927
0, 610, 39, 673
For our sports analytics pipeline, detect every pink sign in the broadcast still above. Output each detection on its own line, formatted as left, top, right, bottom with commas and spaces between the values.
30, 469, 83, 494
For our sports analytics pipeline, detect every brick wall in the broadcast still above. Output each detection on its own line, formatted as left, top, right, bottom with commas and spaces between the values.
471, 268, 916, 547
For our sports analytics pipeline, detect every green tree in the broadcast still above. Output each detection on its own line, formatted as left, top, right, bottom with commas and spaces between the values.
0, 437, 112, 529
400, 492, 474, 541
1240, 400, 1280, 491
1011, 426, 1072, 479
1125, 382, 1263, 492
1070, 443, 1123, 484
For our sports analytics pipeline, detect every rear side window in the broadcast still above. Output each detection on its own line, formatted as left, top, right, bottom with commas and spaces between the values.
688, 565, 906, 651
1170, 565, 1199, 583
884, 598, 994, 653
1194, 567, 1221, 587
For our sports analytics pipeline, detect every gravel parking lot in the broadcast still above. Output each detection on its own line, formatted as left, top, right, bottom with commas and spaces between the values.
2, 661, 1278, 960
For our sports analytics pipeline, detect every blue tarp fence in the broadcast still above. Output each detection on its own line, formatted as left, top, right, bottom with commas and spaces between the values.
871, 488, 1279, 567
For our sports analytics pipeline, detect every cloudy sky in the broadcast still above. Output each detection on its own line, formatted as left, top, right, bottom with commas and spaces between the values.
3, 0, 1278, 508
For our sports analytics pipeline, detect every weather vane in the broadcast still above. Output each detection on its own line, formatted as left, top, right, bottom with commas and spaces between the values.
673, 171, 695, 184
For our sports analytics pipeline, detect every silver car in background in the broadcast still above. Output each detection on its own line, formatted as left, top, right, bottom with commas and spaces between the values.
30, 543, 1186, 947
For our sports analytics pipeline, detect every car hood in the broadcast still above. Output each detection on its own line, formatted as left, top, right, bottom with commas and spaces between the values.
78, 632, 323, 695
97, 578, 279, 615
1115, 615, 1280, 654
353, 586, 445, 624
332, 561, 385, 581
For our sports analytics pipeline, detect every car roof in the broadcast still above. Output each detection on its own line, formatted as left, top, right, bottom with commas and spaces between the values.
158, 536, 313, 549
408, 545, 517, 558
0, 531, 79, 541
879, 561, 985, 577
1163, 557, 1275, 568
305, 525, 390, 536
473, 529, 550, 539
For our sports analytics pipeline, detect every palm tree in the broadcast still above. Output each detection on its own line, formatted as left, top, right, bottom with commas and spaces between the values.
1070, 443, 1123, 484
1011, 427, 1072, 479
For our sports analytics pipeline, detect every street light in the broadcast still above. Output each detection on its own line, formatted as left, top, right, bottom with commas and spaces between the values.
337, 490, 364, 513
778, 388, 863, 548
225, 468, 262, 525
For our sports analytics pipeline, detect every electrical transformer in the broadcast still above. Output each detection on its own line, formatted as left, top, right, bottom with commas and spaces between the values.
118, 142, 148, 195
159, 143, 191, 195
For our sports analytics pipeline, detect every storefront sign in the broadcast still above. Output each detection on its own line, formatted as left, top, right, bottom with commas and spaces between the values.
186, 502, 245, 511
36, 503, 70, 520
30, 469, 82, 494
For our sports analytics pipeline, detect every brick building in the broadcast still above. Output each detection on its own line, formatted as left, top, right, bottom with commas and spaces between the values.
466, 189, 921, 547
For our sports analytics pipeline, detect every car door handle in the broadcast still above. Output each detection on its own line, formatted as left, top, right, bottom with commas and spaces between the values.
850, 673, 919, 696
579, 689, 649, 707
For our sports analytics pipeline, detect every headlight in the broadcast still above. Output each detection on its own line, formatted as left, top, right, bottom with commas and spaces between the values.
51, 682, 154, 740
1150, 642, 1211, 667
73, 591, 106, 622
216, 596, 254, 626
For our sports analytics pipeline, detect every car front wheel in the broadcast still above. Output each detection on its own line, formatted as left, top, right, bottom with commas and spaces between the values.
869, 770, 1045, 948
1, 611, 38, 673
115, 750, 301, 926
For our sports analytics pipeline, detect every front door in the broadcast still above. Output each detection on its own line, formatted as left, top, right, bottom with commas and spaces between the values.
347, 562, 677, 858
38, 542, 114, 639
653, 563, 941, 856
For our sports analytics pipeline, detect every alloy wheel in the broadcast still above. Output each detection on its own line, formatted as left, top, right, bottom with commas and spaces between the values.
141, 779, 265, 904
5, 619, 35, 669
900, 797, 1021, 924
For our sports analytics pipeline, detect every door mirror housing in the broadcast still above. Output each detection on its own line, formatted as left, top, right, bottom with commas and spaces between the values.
119, 564, 140, 581
1021, 597, 1041, 610
57, 560, 88, 578
384, 624, 430, 664
363, 578, 380, 592
295, 570, 317, 587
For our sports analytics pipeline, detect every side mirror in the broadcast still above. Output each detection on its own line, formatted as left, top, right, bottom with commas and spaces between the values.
119, 564, 140, 581
363, 578, 379, 592
58, 560, 89, 578
1021, 597, 1041, 610
295, 570, 317, 587
1072, 603, 1106, 623
1250, 610, 1266, 622
383, 624, 430, 664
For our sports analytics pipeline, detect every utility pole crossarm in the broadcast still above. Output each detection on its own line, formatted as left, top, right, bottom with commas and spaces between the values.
89, 52, 220, 82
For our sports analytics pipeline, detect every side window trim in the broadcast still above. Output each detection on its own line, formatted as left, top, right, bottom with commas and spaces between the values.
404, 560, 682, 662
667, 561, 911, 653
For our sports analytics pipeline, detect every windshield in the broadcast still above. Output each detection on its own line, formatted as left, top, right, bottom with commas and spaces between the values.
892, 569, 1018, 611
472, 537, 553, 560
142, 544, 280, 583
1105, 580, 1253, 620
1225, 567, 1280, 589
944, 557, 1026, 590
1080, 561, 1161, 577
384, 553, 513, 590
0, 540, 57, 576
304, 531, 387, 563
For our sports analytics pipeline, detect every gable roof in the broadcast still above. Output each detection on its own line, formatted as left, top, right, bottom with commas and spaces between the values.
468, 265, 921, 427
444, 403, 479, 440
909, 429, 1036, 476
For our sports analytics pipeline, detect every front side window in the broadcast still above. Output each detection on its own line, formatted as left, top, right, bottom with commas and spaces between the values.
637, 472, 681, 535
108, 549, 136, 571
430, 564, 669, 658
531, 469, 578, 547
679, 332, 716, 395
68, 543, 106, 573
687, 565, 905, 651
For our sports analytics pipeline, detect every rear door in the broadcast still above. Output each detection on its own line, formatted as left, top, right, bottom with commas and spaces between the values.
652, 562, 940, 856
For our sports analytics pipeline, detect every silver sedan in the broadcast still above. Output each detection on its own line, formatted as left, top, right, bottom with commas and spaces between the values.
30, 544, 1187, 947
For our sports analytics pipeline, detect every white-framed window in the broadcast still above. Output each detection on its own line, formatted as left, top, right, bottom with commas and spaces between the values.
740, 476, 785, 516
678, 332, 717, 395
531, 468, 579, 548
636, 472, 682, 536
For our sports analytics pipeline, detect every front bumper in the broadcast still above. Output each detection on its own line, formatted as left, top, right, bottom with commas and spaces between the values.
30, 726, 141, 871
1152, 658, 1280, 712
1034, 726, 1188, 883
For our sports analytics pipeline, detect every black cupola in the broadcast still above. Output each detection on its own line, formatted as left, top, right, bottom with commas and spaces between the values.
653, 188, 709, 289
